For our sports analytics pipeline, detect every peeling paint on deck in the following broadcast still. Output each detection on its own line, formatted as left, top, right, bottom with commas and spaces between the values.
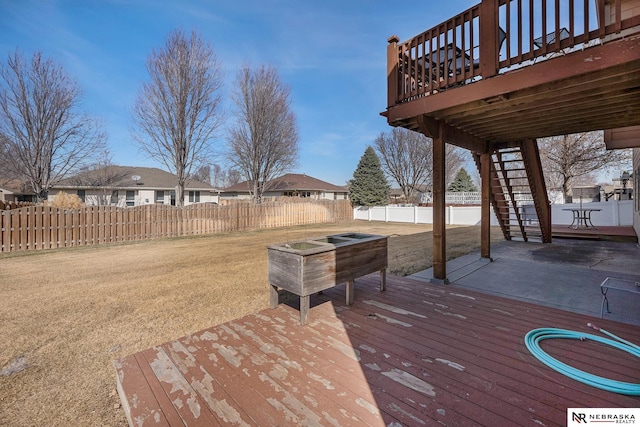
388, 402, 427, 425
307, 372, 335, 390
491, 308, 514, 316
372, 313, 413, 327
363, 300, 428, 318
435, 358, 465, 371
356, 397, 380, 415
115, 274, 640, 427
149, 350, 203, 419
449, 293, 476, 300
381, 368, 436, 397
359, 344, 377, 354
434, 308, 467, 320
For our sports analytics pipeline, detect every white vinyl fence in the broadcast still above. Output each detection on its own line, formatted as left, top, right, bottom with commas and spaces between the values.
354, 200, 633, 227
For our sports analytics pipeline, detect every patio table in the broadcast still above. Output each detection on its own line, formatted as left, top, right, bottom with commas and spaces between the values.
562, 207, 601, 229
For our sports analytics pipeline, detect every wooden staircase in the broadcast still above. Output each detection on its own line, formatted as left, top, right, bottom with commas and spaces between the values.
474, 140, 551, 243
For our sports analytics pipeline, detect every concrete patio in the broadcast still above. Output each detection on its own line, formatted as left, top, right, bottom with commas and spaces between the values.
411, 237, 640, 326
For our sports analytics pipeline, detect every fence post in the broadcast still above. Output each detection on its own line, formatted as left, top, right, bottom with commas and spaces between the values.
414, 206, 418, 224
612, 199, 620, 226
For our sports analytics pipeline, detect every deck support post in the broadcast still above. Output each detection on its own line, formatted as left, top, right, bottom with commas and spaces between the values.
479, 0, 500, 78
480, 152, 493, 261
387, 35, 400, 109
417, 115, 448, 284
431, 121, 449, 284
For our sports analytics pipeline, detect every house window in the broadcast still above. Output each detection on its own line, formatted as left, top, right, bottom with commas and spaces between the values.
300, 191, 311, 198
170, 191, 176, 206
156, 190, 164, 204
77, 189, 86, 202
126, 190, 135, 207
110, 190, 118, 205
189, 191, 200, 203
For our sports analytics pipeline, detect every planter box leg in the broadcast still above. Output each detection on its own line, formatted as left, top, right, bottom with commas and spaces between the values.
270, 285, 279, 309
380, 269, 386, 291
300, 295, 310, 325
346, 280, 355, 305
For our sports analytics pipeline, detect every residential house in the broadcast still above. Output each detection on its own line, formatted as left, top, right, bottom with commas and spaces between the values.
0, 179, 35, 203
220, 173, 348, 202
389, 185, 429, 205
569, 186, 601, 204
50, 166, 219, 207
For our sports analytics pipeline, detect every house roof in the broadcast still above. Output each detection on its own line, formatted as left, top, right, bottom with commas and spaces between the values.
0, 178, 30, 195
54, 166, 216, 190
223, 173, 347, 193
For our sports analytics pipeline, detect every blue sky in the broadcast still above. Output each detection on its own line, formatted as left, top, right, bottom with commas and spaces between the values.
0, 0, 479, 187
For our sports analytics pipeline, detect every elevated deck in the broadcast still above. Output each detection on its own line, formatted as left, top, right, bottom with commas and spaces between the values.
115, 274, 640, 426
385, 0, 640, 143
383, 0, 640, 281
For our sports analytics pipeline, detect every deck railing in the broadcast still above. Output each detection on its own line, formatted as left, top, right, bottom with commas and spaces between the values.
388, 0, 639, 106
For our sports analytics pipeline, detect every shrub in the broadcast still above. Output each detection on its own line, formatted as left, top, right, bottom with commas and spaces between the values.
49, 192, 84, 209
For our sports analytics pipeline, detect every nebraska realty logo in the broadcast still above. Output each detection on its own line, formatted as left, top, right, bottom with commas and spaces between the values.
568, 408, 639, 425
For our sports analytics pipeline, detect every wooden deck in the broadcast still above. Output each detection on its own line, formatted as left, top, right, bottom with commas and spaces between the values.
115, 274, 640, 426
551, 225, 638, 242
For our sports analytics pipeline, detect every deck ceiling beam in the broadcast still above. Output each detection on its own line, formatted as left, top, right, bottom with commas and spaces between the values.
473, 94, 640, 141
445, 70, 640, 129
414, 115, 489, 153
480, 101, 640, 142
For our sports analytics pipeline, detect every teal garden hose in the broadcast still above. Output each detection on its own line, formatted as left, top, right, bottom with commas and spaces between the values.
524, 323, 640, 395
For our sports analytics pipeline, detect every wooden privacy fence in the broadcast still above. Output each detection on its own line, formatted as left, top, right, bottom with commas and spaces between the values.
0, 200, 352, 253
0, 201, 34, 210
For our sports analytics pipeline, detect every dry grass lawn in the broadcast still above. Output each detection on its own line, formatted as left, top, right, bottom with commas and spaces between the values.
0, 220, 502, 426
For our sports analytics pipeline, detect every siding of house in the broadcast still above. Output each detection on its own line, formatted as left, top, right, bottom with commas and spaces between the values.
221, 190, 348, 202
49, 188, 219, 207
220, 174, 348, 202
0, 189, 13, 202
634, 147, 640, 238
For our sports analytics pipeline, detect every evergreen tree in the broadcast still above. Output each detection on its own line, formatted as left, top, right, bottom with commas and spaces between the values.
447, 167, 478, 192
349, 146, 390, 206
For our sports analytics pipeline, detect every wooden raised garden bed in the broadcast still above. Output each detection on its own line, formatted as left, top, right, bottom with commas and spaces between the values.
267, 233, 388, 324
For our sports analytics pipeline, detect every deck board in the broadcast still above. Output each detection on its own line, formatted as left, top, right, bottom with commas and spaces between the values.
115, 274, 640, 426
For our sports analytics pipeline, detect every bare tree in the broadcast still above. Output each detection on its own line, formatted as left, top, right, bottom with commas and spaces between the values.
211, 164, 241, 188
374, 127, 467, 202
0, 134, 13, 179
0, 50, 105, 201
227, 65, 299, 203
132, 29, 224, 206
374, 128, 432, 203
538, 132, 630, 202
189, 164, 212, 185
72, 149, 123, 205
